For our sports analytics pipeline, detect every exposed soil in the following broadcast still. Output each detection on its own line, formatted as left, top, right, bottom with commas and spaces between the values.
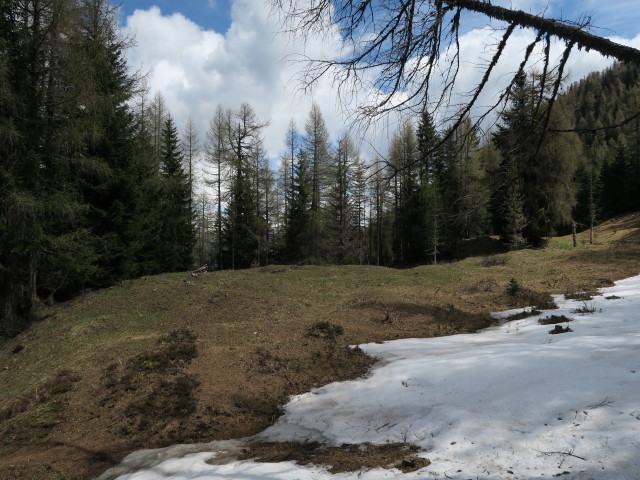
238, 441, 428, 473
538, 314, 573, 325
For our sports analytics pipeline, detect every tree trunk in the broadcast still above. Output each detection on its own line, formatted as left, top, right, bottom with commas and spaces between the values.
445, 0, 640, 63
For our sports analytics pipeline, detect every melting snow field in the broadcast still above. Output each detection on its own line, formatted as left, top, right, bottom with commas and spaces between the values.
99, 275, 640, 480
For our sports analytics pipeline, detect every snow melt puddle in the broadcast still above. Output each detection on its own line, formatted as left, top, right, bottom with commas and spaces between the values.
98, 275, 640, 480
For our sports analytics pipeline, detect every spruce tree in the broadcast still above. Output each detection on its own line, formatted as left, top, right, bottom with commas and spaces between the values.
0, 0, 144, 334
284, 150, 312, 262
417, 110, 445, 263
492, 71, 578, 247
327, 133, 357, 264
158, 115, 195, 271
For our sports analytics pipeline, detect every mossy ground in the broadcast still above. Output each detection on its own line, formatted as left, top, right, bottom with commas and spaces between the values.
1, 214, 639, 479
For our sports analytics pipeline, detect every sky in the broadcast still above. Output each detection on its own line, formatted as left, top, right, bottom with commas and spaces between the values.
117, 0, 640, 175
100, 273, 640, 479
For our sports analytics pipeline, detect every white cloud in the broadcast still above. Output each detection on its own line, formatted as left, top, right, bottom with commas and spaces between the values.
122, 1, 640, 177
123, 0, 351, 168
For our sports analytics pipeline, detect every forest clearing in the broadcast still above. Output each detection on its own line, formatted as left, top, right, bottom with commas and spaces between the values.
1, 215, 639, 479
3, 0, 640, 478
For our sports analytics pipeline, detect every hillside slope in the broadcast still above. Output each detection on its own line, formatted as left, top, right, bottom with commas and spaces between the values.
1, 214, 640, 480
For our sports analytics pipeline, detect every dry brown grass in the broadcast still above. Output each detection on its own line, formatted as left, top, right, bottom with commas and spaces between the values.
1, 213, 639, 479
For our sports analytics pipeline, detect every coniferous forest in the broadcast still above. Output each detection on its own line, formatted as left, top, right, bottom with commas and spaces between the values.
2, 0, 640, 337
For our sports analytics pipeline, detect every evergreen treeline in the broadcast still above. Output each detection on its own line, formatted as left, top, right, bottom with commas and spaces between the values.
558, 62, 640, 225
193, 65, 639, 272
2, 0, 639, 340
1, 0, 194, 336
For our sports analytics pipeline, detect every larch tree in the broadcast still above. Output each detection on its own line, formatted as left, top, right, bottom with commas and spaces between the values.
304, 103, 331, 260
204, 105, 231, 270
281, 119, 301, 232
389, 120, 422, 265
223, 103, 268, 269
351, 154, 368, 264
182, 116, 200, 217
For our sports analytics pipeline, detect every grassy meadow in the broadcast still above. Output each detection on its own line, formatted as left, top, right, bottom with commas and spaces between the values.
1, 213, 639, 479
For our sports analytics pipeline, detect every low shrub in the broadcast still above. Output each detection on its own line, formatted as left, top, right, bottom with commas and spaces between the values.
126, 374, 200, 421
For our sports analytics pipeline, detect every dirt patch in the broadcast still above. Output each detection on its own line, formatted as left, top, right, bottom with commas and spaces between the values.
504, 309, 542, 321
539, 315, 573, 325
238, 441, 428, 473
549, 325, 573, 334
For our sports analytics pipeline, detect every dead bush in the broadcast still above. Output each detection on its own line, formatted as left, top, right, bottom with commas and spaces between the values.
41, 370, 82, 398
254, 348, 298, 375
571, 301, 599, 315
512, 287, 557, 310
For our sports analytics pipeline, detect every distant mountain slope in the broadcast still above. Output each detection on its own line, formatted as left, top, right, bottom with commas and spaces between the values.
559, 62, 640, 221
